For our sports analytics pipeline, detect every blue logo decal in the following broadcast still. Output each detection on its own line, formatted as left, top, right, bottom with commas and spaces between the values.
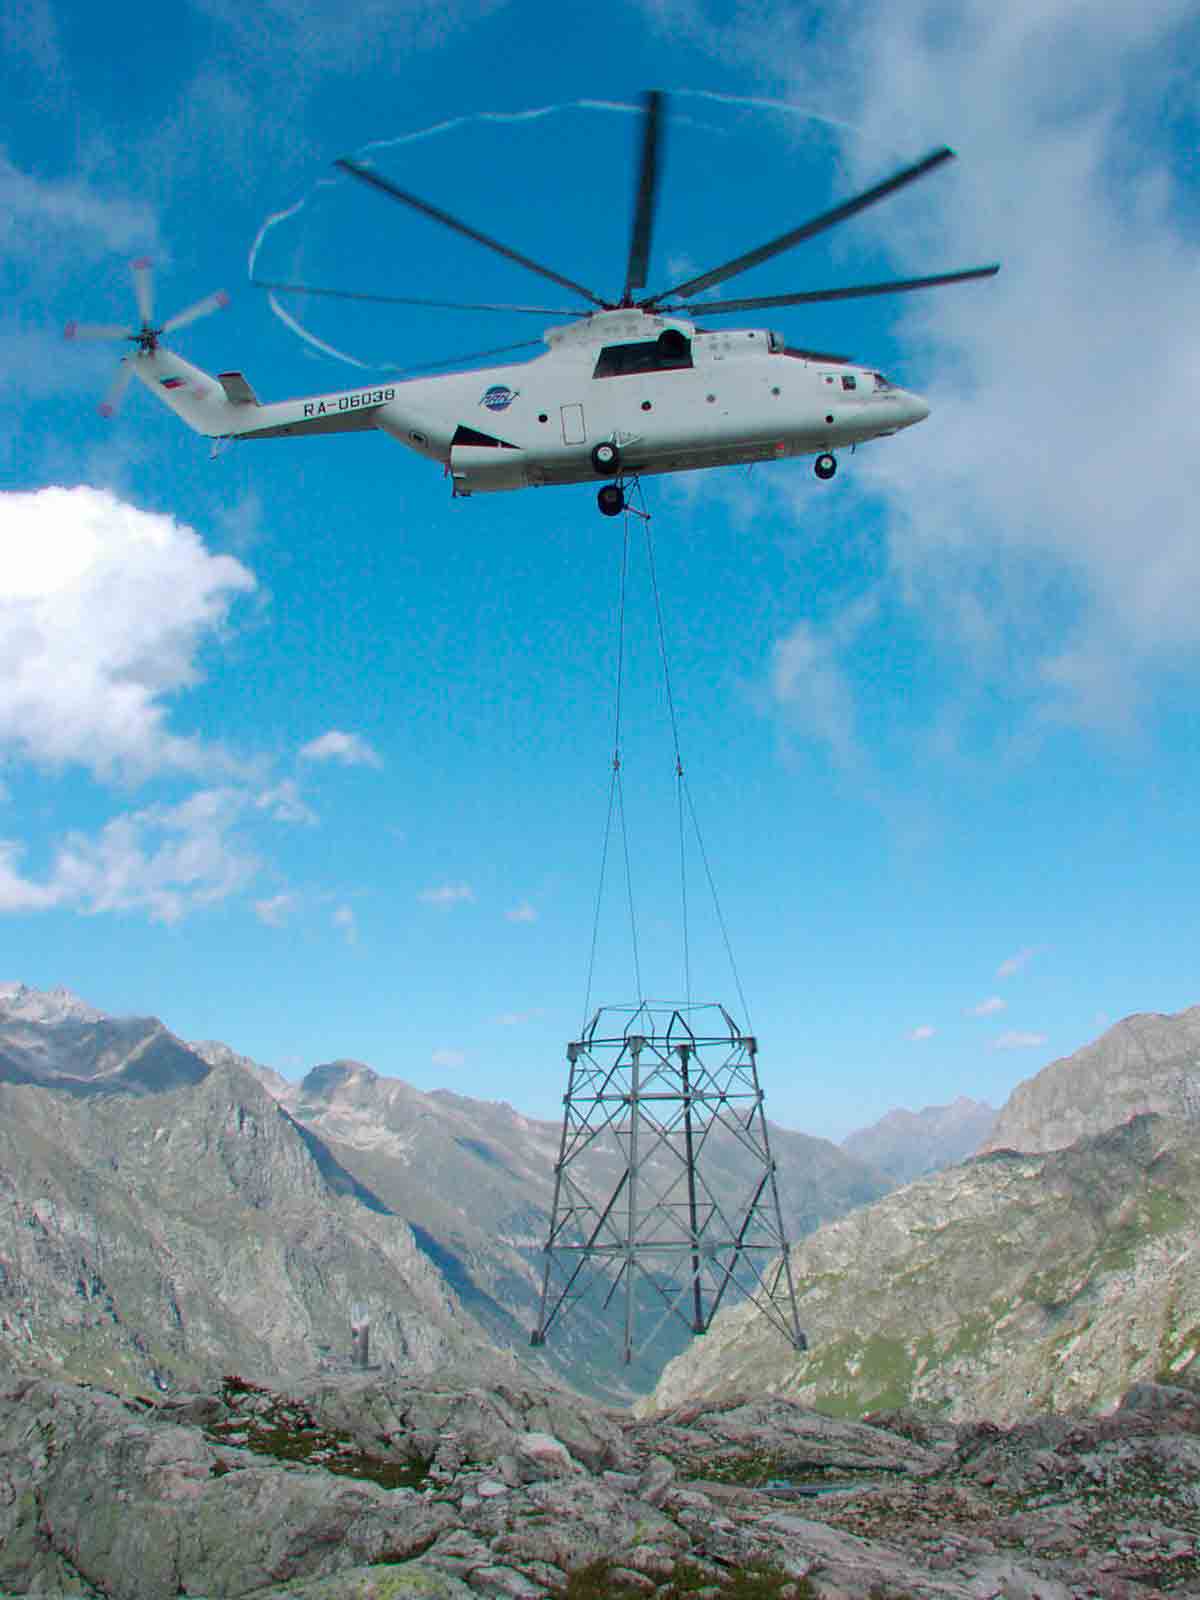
481, 385, 518, 412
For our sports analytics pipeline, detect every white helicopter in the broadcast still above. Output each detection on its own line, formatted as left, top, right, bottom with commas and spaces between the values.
67, 93, 997, 517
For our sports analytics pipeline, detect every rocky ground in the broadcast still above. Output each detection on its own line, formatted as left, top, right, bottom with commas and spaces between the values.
2, 1367, 1199, 1599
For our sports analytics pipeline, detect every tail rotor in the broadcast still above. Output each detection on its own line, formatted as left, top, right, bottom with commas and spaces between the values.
65, 257, 229, 418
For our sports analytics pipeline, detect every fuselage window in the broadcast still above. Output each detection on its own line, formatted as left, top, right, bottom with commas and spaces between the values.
593, 332, 693, 379
841, 375, 857, 391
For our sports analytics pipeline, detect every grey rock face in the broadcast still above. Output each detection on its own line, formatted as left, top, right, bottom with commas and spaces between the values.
647, 1114, 1200, 1424
0, 1055, 523, 1396
982, 1004, 1200, 1155
6, 1368, 1198, 1600
842, 1097, 997, 1183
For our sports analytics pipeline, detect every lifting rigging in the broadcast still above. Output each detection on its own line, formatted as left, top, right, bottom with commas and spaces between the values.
532, 489, 805, 1364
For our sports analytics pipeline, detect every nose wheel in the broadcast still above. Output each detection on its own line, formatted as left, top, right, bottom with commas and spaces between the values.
814, 453, 837, 481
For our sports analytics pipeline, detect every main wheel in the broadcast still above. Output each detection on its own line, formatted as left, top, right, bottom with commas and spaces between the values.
597, 484, 625, 517
591, 440, 621, 475
814, 452, 837, 481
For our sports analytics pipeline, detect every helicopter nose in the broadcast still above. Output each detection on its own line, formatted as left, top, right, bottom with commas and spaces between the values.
901, 390, 931, 426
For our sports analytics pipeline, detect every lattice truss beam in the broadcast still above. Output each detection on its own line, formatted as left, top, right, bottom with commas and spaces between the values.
532, 1002, 806, 1362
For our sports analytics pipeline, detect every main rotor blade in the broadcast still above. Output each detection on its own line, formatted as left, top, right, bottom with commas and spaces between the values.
383, 337, 545, 376
335, 157, 610, 310
131, 256, 154, 325
64, 322, 134, 341
622, 89, 664, 302
660, 264, 1001, 316
161, 289, 231, 335
98, 360, 134, 418
252, 279, 586, 317
645, 146, 957, 304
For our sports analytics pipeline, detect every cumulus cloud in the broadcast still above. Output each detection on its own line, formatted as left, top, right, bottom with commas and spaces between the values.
969, 996, 1006, 1016
419, 882, 474, 908
790, 0, 1200, 731
996, 947, 1037, 980
0, 487, 255, 782
992, 1030, 1048, 1051
0, 787, 258, 923
299, 730, 382, 768
505, 900, 538, 924
906, 1024, 936, 1041
430, 1047, 465, 1069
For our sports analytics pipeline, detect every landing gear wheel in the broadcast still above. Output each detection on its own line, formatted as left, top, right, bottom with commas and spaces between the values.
597, 483, 625, 517
591, 440, 621, 475
814, 453, 837, 481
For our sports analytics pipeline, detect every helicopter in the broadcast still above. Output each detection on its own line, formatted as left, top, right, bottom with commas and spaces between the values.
66, 92, 998, 518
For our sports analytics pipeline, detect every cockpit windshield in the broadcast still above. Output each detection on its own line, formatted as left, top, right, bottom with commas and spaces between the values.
873, 372, 894, 392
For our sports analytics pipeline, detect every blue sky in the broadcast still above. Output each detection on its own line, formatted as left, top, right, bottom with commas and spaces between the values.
2, 0, 1197, 1140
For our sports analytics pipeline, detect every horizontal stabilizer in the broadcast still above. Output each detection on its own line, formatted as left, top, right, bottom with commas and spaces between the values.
218, 371, 260, 406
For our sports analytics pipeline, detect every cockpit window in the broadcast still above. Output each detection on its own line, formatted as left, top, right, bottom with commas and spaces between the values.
873, 372, 893, 391
593, 330, 693, 379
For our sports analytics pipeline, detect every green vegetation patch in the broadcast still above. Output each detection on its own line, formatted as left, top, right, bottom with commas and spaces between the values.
208, 1373, 430, 1490
559, 1557, 812, 1600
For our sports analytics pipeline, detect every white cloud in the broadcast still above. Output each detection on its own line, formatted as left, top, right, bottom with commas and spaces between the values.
505, 900, 538, 924
0, 487, 254, 782
0, 787, 258, 923
800, 0, 1200, 732
419, 882, 474, 908
0, 152, 156, 259
969, 996, 1006, 1017
770, 594, 878, 762
430, 1047, 465, 1069
906, 1024, 935, 1041
332, 904, 357, 942
299, 730, 383, 769
992, 1030, 1048, 1051
996, 947, 1037, 980
255, 779, 318, 825
494, 1009, 543, 1027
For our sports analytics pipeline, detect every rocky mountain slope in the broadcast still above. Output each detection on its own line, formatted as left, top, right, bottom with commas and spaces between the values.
646, 1113, 1200, 1424
3, 1364, 1198, 1599
982, 1004, 1200, 1154
188, 1048, 891, 1401
841, 1096, 996, 1183
0, 984, 890, 1403
0, 1042, 523, 1398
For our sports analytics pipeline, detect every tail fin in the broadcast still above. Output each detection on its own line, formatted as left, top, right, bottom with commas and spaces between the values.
128, 346, 254, 437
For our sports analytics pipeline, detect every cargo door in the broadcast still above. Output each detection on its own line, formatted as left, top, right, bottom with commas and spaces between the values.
560, 404, 586, 445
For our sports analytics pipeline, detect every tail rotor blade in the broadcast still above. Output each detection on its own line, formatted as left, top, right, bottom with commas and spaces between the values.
98, 360, 135, 419
623, 89, 665, 303
131, 256, 154, 325
161, 289, 230, 335
64, 322, 134, 341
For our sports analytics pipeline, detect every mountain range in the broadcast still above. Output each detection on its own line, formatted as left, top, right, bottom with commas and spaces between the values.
5, 981, 1198, 1415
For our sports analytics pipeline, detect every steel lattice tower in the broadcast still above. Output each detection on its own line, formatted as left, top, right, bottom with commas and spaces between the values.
532, 1001, 806, 1363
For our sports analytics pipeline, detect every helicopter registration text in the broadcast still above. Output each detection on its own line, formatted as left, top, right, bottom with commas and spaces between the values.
302, 387, 395, 419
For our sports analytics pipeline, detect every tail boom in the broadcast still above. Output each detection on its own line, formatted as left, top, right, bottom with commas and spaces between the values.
129, 346, 399, 441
